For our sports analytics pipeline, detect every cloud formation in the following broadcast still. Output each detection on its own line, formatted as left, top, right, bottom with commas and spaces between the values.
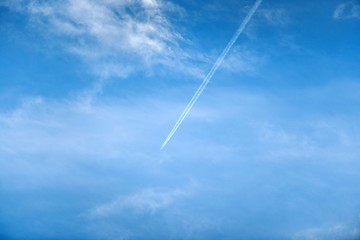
293, 222, 360, 240
333, 1, 360, 20
2, 0, 192, 78
260, 8, 290, 26
1, 83, 360, 239
90, 187, 190, 217
1, 80, 360, 164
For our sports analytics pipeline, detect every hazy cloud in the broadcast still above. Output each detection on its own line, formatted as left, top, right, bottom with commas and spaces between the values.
221, 46, 265, 75
260, 8, 291, 26
90, 187, 190, 217
333, 1, 360, 19
293, 223, 360, 240
1, 80, 360, 162
1, 84, 360, 239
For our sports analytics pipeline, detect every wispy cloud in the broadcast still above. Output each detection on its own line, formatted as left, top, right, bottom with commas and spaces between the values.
293, 222, 360, 240
333, 1, 360, 20
2, 0, 197, 79
1, 80, 360, 162
0, 96, 163, 158
220, 46, 265, 75
90, 187, 191, 218
260, 8, 291, 26
1, 82, 360, 238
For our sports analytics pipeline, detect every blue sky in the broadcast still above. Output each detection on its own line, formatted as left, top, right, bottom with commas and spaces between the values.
1, 0, 360, 239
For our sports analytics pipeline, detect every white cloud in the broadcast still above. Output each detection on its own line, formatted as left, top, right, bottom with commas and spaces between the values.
253, 114, 360, 162
1, 0, 267, 83
221, 46, 265, 75
333, 2, 360, 20
0, 96, 163, 158
90, 187, 190, 217
1, 83, 360, 238
2, 0, 196, 79
1, 80, 360, 163
293, 223, 360, 240
260, 8, 290, 26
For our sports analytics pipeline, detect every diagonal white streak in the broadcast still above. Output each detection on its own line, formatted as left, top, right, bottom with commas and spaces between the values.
161, 0, 262, 149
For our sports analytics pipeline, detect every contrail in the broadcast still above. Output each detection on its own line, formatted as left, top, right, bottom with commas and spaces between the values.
161, 0, 262, 150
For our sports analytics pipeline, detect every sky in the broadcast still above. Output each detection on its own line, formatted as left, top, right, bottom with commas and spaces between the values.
0, 0, 360, 239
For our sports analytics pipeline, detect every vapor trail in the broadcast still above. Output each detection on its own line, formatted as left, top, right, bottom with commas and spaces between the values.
161, 0, 262, 150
